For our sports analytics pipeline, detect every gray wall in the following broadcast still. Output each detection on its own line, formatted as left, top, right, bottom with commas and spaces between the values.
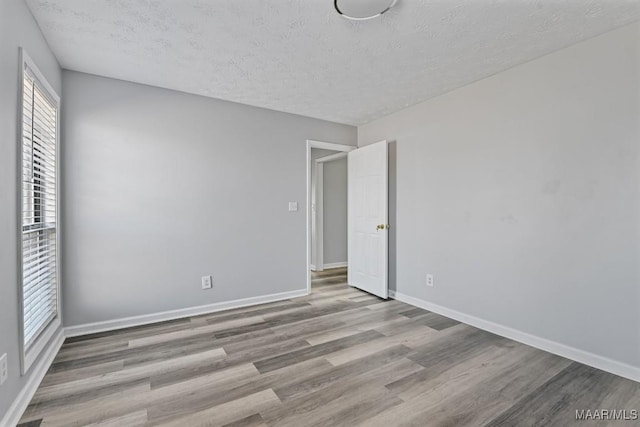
358, 23, 640, 367
62, 71, 356, 326
0, 0, 62, 418
322, 157, 347, 265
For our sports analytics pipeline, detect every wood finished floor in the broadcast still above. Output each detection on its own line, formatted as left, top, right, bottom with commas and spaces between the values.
18, 267, 640, 427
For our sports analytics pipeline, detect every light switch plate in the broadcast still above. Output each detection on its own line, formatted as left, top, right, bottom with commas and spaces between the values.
288, 202, 298, 212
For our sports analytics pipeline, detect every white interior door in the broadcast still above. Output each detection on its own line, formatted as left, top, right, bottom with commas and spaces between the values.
348, 140, 388, 299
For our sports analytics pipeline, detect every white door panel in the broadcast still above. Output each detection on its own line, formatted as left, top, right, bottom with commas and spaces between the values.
348, 140, 388, 299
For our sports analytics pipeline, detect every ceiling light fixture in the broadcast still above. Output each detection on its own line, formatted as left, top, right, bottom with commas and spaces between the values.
334, 0, 398, 21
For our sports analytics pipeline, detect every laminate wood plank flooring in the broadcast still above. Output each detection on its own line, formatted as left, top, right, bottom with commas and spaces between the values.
17, 267, 640, 426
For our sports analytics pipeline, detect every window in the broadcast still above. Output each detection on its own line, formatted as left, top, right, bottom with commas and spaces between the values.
19, 49, 61, 373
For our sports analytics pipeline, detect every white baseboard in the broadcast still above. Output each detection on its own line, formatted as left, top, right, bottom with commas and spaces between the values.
1, 327, 65, 427
389, 290, 640, 383
65, 289, 308, 338
310, 262, 346, 272
323, 262, 347, 269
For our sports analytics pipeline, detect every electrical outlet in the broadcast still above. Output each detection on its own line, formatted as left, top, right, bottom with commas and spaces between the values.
201, 275, 213, 290
0, 353, 7, 386
426, 274, 434, 287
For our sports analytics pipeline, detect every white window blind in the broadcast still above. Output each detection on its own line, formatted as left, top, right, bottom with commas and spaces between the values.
21, 62, 59, 351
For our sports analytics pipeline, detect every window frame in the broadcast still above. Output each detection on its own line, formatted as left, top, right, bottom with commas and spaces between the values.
17, 48, 62, 374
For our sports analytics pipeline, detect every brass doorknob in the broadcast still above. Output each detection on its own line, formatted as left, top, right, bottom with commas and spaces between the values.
376, 224, 390, 230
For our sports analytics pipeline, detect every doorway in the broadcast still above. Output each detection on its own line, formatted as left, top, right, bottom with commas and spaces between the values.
306, 140, 354, 294
306, 139, 390, 298
311, 149, 348, 293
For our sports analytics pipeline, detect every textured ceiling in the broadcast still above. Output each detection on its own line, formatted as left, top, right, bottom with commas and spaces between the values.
26, 0, 640, 125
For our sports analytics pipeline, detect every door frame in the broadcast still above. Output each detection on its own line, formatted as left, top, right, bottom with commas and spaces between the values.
313, 152, 349, 272
306, 140, 355, 295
